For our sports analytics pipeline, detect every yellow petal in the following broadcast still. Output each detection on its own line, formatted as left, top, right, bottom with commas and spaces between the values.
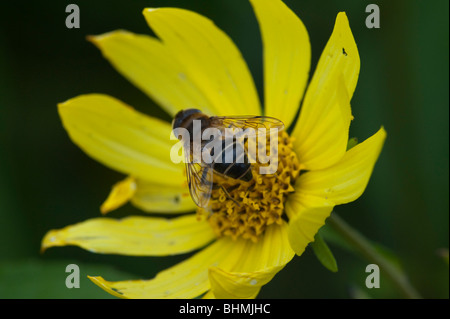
100, 176, 195, 214
287, 205, 334, 256
209, 223, 294, 299
209, 267, 277, 299
286, 127, 386, 255
89, 238, 238, 299
143, 8, 261, 116
89, 30, 216, 117
41, 215, 215, 256
292, 12, 359, 170
284, 192, 334, 255
296, 127, 387, 205
58, 94, 184, 186
201, 291, 215, 299
100, 176, 137, 214
88, 224, 293, 299
285, 192, 334, 220
250, 0, 310, 128
131, 178, 196, 214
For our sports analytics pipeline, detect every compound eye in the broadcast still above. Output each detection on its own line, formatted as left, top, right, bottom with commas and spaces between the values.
172, 109, 202, 130
183, 108, 202, 116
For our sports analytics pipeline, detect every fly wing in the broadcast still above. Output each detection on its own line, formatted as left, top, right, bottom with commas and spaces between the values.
185, 160, 214, 209
209, 115, 285, 133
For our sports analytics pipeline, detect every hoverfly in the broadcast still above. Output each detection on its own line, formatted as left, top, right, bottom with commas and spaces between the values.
172, 109, 284, 208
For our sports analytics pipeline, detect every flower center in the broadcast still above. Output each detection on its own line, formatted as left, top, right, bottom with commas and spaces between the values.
197, 131, 302, 242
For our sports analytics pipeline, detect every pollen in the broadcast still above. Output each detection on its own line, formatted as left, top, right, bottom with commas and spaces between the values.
197, 131, 302, 242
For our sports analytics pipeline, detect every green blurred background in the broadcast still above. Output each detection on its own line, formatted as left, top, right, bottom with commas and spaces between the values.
0, 0, 448, 298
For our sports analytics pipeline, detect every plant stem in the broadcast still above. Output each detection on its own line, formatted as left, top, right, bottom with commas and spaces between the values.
328, 212, 422, 299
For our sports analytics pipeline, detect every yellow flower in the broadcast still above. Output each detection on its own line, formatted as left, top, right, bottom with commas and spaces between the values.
42, 0, 386, 299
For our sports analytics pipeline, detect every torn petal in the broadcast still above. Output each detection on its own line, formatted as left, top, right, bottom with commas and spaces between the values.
101, 176, 137, 214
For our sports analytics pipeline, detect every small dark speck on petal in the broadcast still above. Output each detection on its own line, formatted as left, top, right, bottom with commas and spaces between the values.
342, 48, 348, 56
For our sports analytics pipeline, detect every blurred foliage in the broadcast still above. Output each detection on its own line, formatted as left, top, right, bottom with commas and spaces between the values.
0, 0, 448, 298
0, 259, 138, 298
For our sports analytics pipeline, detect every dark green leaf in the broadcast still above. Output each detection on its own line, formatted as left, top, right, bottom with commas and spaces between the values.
311, 232, 338, 272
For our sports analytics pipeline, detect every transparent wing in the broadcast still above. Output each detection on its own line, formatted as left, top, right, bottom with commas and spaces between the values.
209, 115, 285, 133
185, 157, 214, 209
